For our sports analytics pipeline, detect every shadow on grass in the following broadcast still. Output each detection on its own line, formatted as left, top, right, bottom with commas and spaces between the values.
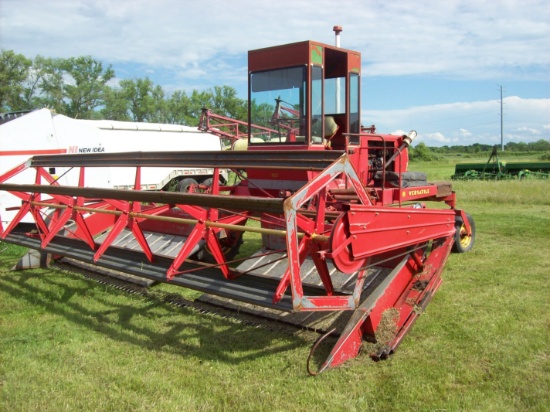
0, 268, 309, 366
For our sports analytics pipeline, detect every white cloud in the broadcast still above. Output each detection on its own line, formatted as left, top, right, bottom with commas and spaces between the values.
368, 97, 550, 146
1, 0, 548, 145
1, 0, 549, 81
423, 132, 452, 144
516, 126, 540, 135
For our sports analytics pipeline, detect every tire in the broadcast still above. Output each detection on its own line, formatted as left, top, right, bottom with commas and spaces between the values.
199, 177, 227, 193
176, 178, 198, 193
200, 178, 213, 189
452, 213, 475, 253
198, 177, 214, 193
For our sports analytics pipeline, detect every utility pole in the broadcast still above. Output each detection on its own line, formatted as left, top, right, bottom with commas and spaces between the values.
499, 85, 504, 151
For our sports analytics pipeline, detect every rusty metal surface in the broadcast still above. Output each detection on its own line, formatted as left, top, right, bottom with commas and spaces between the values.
27, 150, 345, 170
0, 183, 285, 214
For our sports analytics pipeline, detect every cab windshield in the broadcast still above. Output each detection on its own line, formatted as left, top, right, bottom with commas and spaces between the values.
249, 66, 306, 144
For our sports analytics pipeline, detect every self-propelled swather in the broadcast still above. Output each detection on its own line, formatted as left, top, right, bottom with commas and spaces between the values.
0, 36, 475, 374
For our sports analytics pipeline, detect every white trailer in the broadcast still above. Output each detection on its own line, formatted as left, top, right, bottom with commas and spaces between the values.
0, 108, 225, 224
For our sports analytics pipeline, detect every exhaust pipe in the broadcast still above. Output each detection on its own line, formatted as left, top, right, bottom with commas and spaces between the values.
333, 25, 342, 47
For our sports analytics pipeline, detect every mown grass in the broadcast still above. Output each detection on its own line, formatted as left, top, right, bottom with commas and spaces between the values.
1, 162, 549, 411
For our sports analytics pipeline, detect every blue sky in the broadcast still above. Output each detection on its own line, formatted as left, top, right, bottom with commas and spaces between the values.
1, 0, 549, 147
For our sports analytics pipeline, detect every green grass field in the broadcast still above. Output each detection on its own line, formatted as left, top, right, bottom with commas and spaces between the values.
1, 159, 549, 411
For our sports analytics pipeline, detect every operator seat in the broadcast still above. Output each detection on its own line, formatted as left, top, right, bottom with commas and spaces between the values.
324, 116, 339, 147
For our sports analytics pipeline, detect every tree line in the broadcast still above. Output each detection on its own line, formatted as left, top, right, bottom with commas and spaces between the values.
1, 50, 548, 155
410, 140, 550, 161
428, 141, 550, 154
0, 50, 247, 124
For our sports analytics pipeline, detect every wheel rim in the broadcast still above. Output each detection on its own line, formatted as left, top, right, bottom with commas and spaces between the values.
458, 223, 472, 248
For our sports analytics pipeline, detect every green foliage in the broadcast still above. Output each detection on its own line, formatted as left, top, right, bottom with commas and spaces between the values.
116, 77, 165, 123
1, 49, 247, 124
101, 86, 132, 121
250, 100, 276, 128
0, 50, 32, 111
506, 139, 550, 152
409, 142, 439, 161
163, 89, 193, 125
211, 85, 247, 120
6, 55, 114, 119
431, 140, 550, 156
30, 56, 65, 111
59, 56, 115, 119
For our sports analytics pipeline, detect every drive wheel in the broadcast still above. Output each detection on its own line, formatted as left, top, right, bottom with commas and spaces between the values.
177, 178, 198, 193
197, 177, 223, 194
200, 178, 213, 192
452, 213, 475, 253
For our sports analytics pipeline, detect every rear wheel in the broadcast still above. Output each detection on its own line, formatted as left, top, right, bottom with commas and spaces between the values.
452, 213, 475, 253
200, 178, 213, 191
177, 178, 198, 193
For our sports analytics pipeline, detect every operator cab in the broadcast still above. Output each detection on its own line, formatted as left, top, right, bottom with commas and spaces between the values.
247, 41, 361, 150
245, 40, 417, 195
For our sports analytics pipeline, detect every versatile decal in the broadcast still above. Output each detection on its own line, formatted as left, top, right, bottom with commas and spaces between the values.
407, 189, 431, 196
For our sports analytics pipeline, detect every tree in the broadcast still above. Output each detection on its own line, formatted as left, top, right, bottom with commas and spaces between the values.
21, 55, 48, 110
211, 85, 247, 120
165, 90, 192, 125
30, 56, 65, 112
410, 142, 434, 161
148, 84, 166, 123
101, 86, 132, 121
0, 50, 32, 111
59, 56, 114, 119
119, 77, 166, 123
32, 56, 114, 118
188, 89, 215, 121
528, 139, 550, 152
250, 100, 275, 128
